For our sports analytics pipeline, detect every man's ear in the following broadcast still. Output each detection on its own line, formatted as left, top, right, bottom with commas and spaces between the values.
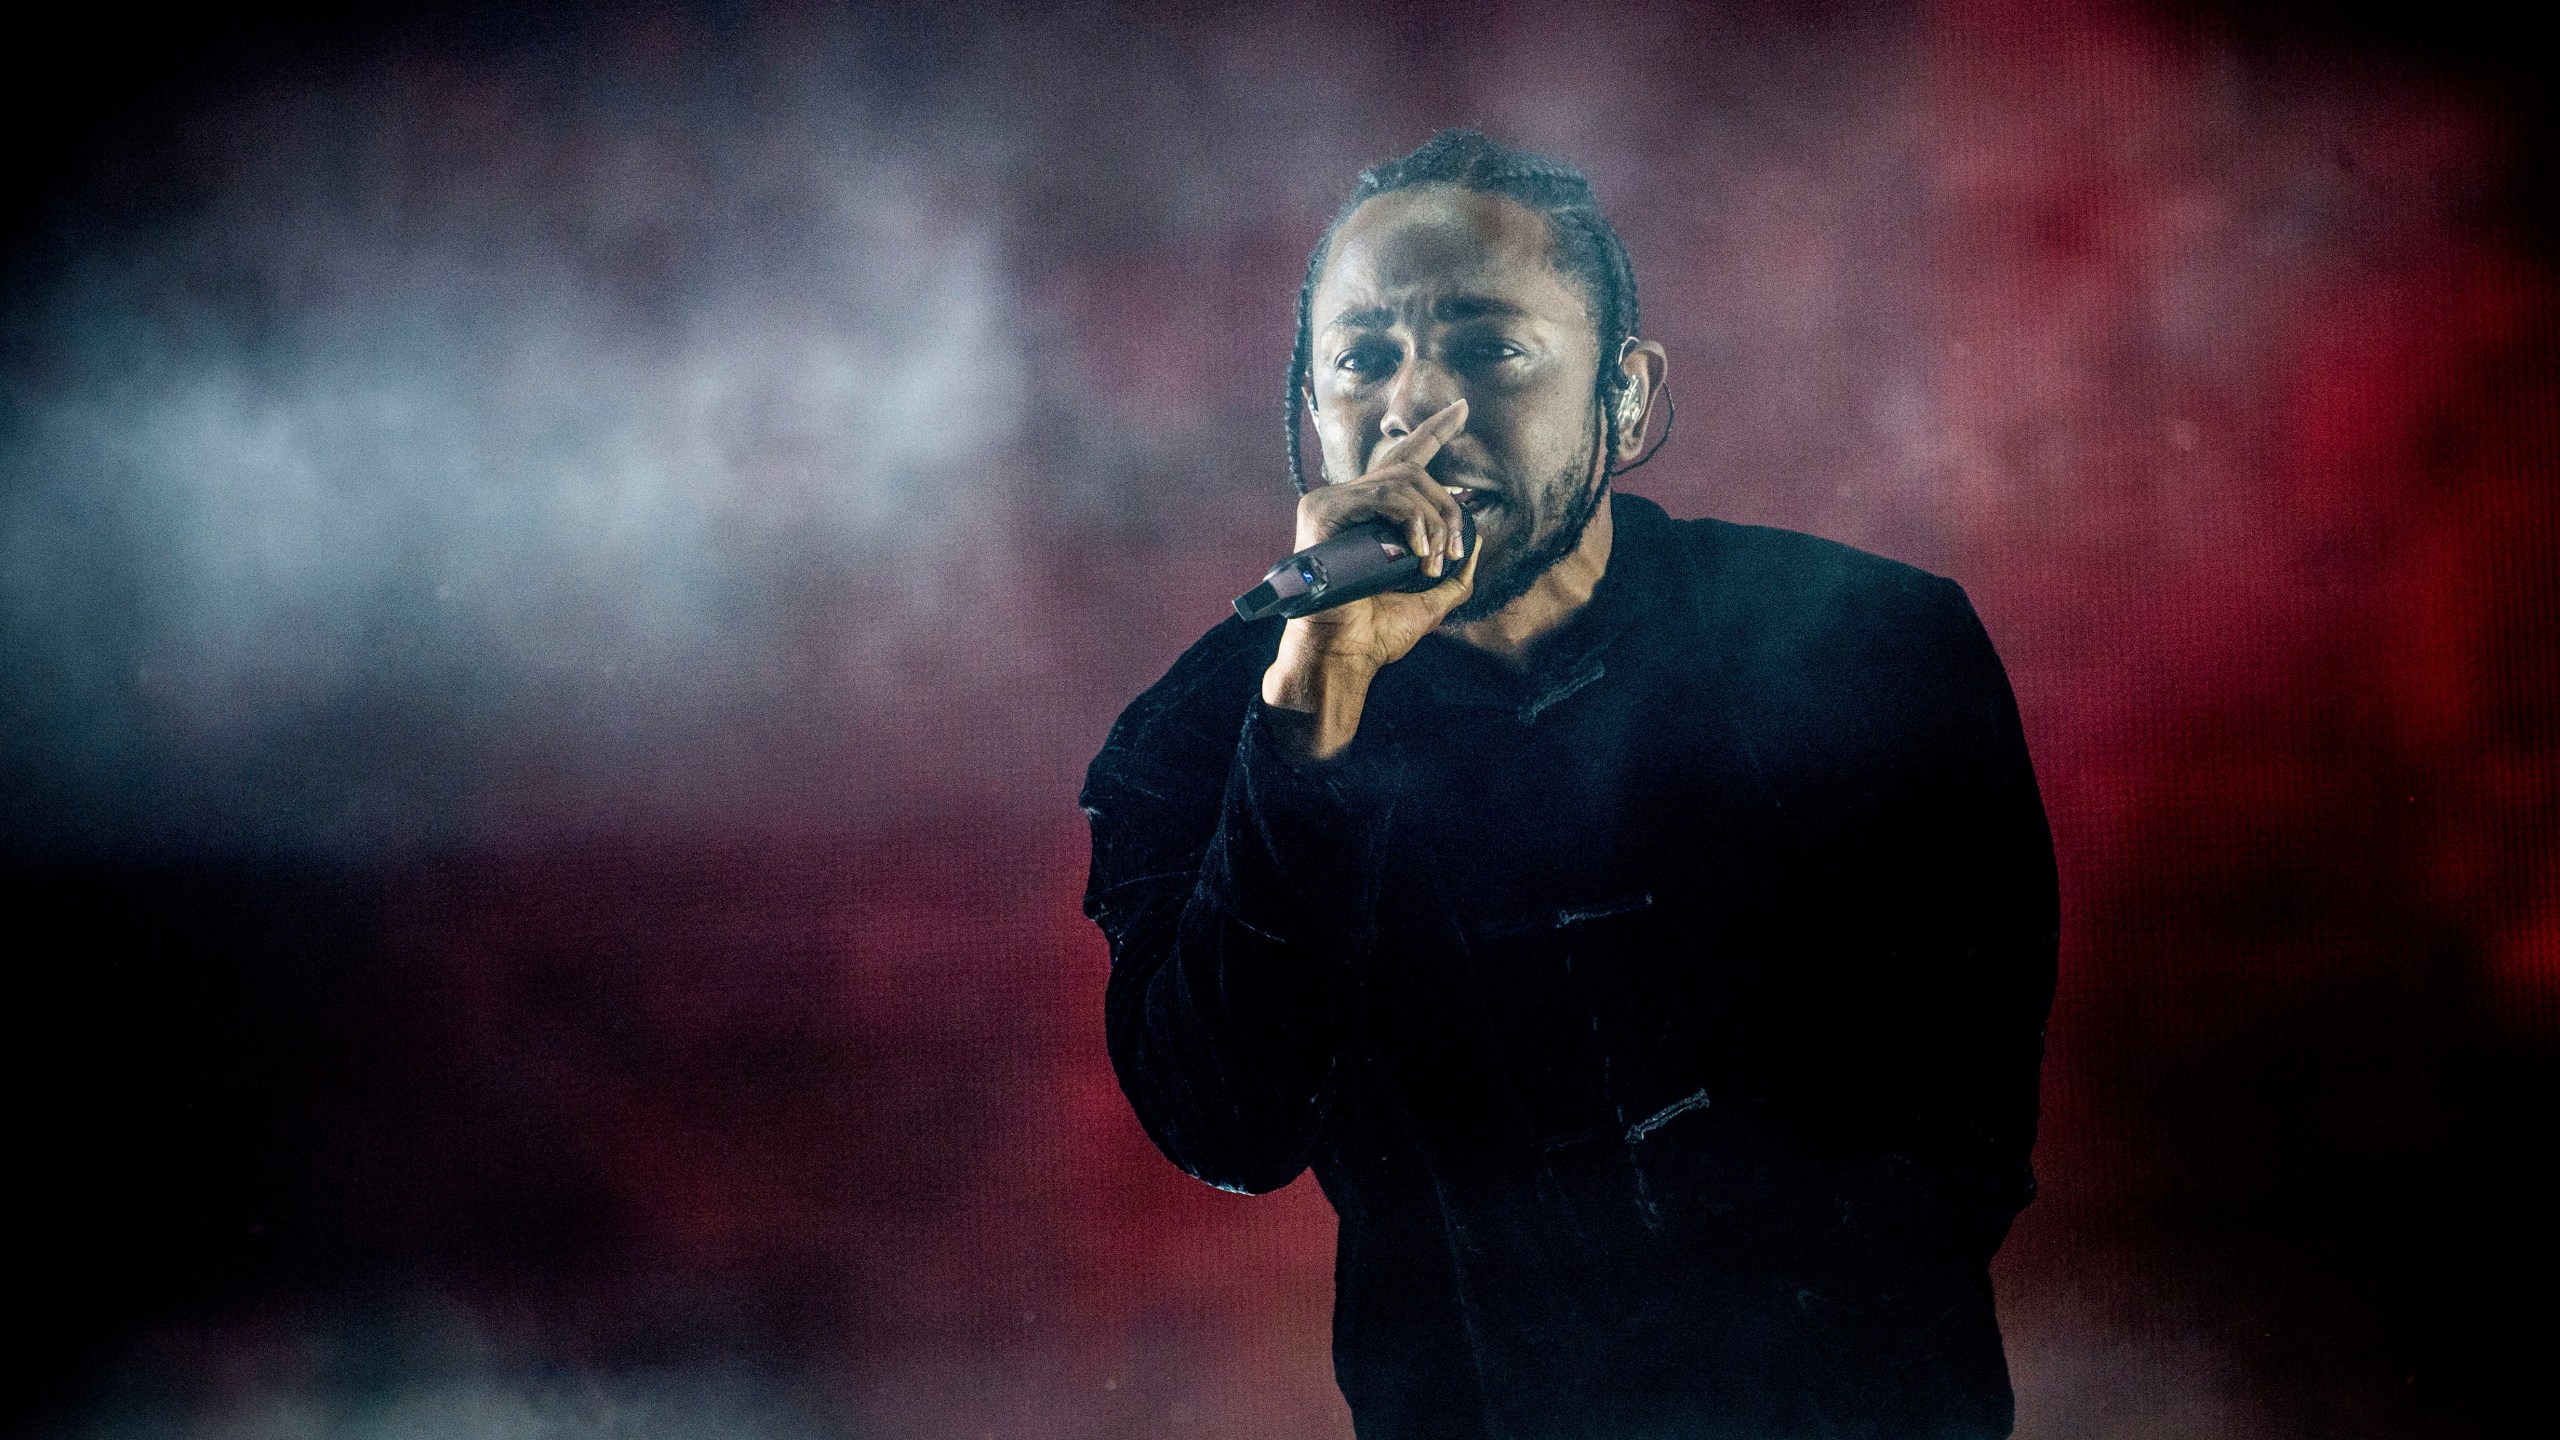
1611, 339, 1669, 465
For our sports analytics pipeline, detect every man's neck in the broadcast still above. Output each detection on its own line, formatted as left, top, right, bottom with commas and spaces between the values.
1442, 493, 1615, 669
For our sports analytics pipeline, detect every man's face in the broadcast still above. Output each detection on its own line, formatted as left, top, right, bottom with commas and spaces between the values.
1307, 185, 1606, 622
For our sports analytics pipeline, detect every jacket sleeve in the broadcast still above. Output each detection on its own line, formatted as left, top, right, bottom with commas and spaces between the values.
1081, 637, 1406, 1195
1791, 575, 2061, 1327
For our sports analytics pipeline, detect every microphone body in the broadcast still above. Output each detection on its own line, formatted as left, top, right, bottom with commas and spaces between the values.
1233, 509, 1476, 623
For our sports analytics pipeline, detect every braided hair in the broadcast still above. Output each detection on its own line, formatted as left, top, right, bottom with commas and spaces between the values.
1286, 128, 1642, 494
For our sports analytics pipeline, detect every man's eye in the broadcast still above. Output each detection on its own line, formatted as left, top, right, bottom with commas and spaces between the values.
1335, 347, 1394, 378
1454, 340, 1523, 368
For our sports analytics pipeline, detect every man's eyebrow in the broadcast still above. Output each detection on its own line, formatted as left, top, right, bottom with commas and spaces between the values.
1325, 305, 1397, 332
1323, 296, 1534, 332
1432, 295, 1531, 322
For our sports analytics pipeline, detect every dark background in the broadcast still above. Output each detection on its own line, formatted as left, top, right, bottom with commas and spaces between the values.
4, 2, 2553, 1435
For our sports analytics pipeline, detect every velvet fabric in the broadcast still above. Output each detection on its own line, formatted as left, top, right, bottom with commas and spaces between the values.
1083, 492, 2059, 1438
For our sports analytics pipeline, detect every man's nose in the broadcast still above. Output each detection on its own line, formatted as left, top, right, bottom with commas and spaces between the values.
1379, 357, 1461, 443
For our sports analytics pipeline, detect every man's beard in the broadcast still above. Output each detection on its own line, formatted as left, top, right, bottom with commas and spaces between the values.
1444, 436, 1608, 626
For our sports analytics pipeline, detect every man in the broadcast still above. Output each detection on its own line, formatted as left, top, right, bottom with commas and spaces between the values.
1081, 130, 2057, 1439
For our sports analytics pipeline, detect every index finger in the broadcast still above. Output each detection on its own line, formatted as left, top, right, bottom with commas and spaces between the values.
1369, 397, 1468, 474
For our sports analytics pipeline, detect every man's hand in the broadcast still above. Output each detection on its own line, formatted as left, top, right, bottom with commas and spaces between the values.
1262, 399, 1480, 762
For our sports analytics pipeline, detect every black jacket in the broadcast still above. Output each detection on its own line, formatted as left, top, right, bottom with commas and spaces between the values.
1082, 493, 2059, 1439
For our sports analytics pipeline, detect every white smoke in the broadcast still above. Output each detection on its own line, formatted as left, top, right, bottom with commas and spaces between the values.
69, 1374, 844, 1440
44, 1298, 850, 1440
1, 51, 1025, 855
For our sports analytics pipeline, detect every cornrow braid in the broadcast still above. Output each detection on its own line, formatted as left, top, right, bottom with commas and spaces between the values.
1286, 128, 1641, 494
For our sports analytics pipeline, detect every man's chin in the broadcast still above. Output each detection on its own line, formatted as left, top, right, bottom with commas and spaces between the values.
1445, 553, 1537, 626
1447, 482, 1607, 627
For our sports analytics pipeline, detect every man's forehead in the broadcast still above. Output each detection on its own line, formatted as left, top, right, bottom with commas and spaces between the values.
1314, 186, 1584, 328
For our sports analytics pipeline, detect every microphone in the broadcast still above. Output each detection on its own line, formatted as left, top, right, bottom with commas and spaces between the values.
1233, 507, 1476, 622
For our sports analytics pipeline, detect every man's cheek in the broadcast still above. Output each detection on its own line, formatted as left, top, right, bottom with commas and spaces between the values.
1476, 502, 1530, 560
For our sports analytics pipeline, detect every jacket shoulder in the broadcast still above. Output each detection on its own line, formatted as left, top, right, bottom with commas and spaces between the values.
1668, 515, 1962, 633
1655, 514, 2003, 744
1080, 616, 1279, 807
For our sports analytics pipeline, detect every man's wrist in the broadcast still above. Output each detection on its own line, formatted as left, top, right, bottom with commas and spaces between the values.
1260, 642, 1377, 763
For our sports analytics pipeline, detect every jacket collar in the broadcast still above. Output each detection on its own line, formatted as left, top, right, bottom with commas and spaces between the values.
1407, 491, 1678, 720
